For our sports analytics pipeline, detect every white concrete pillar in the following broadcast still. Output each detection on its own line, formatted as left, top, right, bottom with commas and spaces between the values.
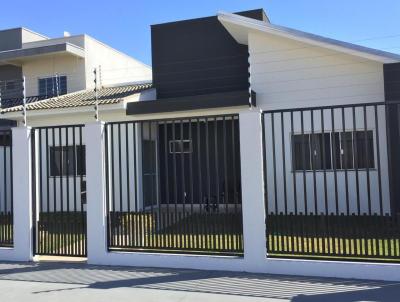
0, 127, 33, 261
239, 109, 267, 269
84, 122, 108, 263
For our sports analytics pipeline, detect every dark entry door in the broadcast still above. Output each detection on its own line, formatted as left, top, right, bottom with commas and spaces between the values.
157, 117, 241, 208
32, 125, 87, 257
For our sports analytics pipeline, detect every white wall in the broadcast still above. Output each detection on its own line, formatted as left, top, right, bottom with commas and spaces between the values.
249, 31, 390, 215
22, 54, 86, 97
249, 32, 385, 110
84, 36, 152, 88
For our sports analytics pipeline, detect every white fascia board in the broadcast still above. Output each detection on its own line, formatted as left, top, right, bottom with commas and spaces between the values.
1, 102, 124, 120
218, 12, 400, 64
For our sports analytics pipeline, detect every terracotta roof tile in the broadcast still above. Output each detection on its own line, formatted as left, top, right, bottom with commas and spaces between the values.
1, 83, 153, 113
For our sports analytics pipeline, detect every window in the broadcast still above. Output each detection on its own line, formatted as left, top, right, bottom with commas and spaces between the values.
292, 131, 374, 171
292, 133, 331, 171
169, 140, 192, 154
49, 145, 85, 177
38, 76, 67, 97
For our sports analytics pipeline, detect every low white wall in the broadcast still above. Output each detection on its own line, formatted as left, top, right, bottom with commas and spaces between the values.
84, 111, 400, 282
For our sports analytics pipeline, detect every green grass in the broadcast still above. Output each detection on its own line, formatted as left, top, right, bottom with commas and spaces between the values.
267, 234, 400, 262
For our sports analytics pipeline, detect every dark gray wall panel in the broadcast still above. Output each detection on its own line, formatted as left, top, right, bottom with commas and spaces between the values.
151, 9, 265, 99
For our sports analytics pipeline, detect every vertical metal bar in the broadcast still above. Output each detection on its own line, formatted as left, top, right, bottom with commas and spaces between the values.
300, 110, 308, 215
72, 127, 77, 255
310, 110, 317, 255
110, 124, 116, 248
104, 125, 111, 249
79, 126, 85, 256
222, 116, 229, 251
9, 130, 13, 247
51, 128, 57, 255
3, 131, 7, 247
281, 112, 288, 214
374, 105, 383, 216
331, 109, 339, 215
118, 123, 124, 247
59, 127, 65, 255
290, 111, 298, 215
213, 117, 220, 251
205, 118, 211, 250
132, 123, 138, 248
197, 118, 203, 250
363, 106, 372, 215
172, 120, 178, 249
352, 106, 361, 215
189, 119, 194, 250
148, 121, 155, 249
271, 113, 278, 214
163, 121, 170, 249
341, 108, 350, 215
180, 119, 186, 249
125, 123, 132, 247
320, 109, 330, 255
65, 127, 70, 255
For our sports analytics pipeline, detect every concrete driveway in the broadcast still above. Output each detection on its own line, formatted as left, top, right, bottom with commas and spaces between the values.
0, 261, 398, 301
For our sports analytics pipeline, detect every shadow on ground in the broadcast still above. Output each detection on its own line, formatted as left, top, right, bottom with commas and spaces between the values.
0, 261, 398, 301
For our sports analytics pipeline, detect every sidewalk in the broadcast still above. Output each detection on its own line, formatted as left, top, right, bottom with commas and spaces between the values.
0, 261, 398, 301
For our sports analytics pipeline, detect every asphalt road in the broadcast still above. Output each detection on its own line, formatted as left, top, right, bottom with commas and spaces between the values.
0, 261, 398, 301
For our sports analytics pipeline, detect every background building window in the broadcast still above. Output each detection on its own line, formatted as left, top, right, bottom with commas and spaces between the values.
49, 145, 85, 177
38, 76, 67, 97
292, 131, 374, 171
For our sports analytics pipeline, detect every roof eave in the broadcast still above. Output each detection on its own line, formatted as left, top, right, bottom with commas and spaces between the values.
218, 12, 400, 64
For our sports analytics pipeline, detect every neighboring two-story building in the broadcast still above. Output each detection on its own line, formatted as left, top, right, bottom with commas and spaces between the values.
0, 27, 152, 107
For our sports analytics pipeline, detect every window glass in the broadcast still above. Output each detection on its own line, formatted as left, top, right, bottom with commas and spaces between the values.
38, 76, 67, 97
292, 131, 374, 171
50, 145, 85, 177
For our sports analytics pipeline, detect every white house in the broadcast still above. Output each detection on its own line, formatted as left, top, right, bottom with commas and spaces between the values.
0, 9, 399, 281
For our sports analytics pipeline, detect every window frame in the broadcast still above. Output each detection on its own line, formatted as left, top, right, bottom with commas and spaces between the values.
291, 130, 376, 172
38, 75, 67, 98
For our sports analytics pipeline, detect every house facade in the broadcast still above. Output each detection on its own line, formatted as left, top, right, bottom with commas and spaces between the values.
0, 9, 400, 281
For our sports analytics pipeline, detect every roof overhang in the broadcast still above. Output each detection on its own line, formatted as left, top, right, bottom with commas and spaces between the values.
0, 42, 85, 64
218, 12, 400, 64
126, 90, 255, 115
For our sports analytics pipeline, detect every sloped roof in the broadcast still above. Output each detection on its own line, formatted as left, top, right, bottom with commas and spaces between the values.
218, 12, 400, 63
1, 83, 153, 113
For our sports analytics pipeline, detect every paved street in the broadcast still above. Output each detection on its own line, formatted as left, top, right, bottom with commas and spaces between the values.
0, 261, 398, 301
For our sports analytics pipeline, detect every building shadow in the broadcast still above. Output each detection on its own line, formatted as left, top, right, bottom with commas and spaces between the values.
0, 261, 398, 300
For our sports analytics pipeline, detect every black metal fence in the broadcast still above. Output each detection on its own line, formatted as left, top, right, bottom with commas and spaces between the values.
0, 129, 13, 247
31, 125, 86, 257
105, 115, 243, 255
262, 102, 400, 262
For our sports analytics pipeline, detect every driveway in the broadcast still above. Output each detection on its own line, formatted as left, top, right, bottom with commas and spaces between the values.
0, 261, 398, 301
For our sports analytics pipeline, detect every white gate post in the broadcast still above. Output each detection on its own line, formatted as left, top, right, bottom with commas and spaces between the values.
239, 109, 267, 270
0, 126, 34, 261
84, 122, 108, 263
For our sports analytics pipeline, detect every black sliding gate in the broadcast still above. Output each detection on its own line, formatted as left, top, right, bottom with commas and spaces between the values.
0, 129, 13, 247
32, 125, 87, 257
105, 115, 243, 255
262, 102, 400, 262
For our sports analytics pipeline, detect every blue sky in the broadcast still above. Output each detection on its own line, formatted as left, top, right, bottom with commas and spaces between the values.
2, 0, 400, 65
